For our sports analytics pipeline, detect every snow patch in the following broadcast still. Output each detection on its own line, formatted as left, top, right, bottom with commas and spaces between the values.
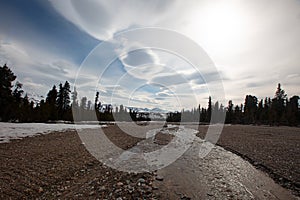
0, 122, 103, 143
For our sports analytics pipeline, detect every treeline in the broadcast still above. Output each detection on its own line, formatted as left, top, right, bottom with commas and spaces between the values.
0, 64, 149, 122
167, 84, 300, 126
0, 64, 299, 125
74, 94, 150, 122
0, 64, 73, 122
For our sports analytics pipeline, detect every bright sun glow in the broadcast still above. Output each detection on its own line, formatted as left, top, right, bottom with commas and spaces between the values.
186, 2, 247, 51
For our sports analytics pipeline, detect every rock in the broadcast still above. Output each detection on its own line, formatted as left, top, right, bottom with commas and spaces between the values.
144, 185, 152, 194
207, 193, 213, 196
115, 189, 122, 193
99, 186, 106, 191
156, 176, 164, 181
180, 194, 191, 200
117, 182, 124, 187
152, 185, 159, 190
127, 185, 134, 192
38, 187, 43, 193
87, 162, 94, 166
138, 178, 146, 183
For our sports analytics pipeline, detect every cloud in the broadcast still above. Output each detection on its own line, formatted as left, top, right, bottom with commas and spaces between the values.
122, 50, 158, 67
49, 0, 179, 40
0, 39, 88, 97
119, 49, 162, 81
1, 0, 299, 109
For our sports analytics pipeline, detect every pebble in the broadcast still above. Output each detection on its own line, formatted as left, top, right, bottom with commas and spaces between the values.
38, 187, 43, 193
155, 176, 164, 181
127, 185, 134, 190
152, 186, 159, 190
207, 192, 214, 196
115, 189, 122, 193
99, 186, 106, 191
117, 182, 124, 187
181, 194, 191, 200
138, 178, 146, 183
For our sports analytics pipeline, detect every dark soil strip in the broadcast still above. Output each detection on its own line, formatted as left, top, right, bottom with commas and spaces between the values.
103, 125, 143, 149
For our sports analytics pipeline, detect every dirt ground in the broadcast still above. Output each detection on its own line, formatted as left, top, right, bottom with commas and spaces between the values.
0, 125, 157, 199
197, 124, 300, 196
0, 124, 299, 199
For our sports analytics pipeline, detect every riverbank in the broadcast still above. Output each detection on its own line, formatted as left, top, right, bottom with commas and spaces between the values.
0, 123, 299, 199
197, 124, 300, 196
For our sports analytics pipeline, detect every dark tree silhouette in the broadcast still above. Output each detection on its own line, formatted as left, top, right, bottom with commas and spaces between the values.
0, 64, 16, 121
46, 85, 58, 121
244, 95, 258, 124
166, 111, 181, 122
62, 81, 71, 111
94, 91, 100, 110
11, 81, 24, 120
286, 95, 299, 126
271, 83, 287, 125
21, 94, 31, 122
56, 81, 71, 120
206, 96, 212, 122
0, 64, 299, 126
56, 83, 64, 117
226, 100, 234, 123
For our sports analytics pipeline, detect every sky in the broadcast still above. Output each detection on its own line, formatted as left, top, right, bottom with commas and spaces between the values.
0, 0, 299, 111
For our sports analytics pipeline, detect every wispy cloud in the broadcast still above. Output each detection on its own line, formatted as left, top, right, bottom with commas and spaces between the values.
0, 0, 299, 109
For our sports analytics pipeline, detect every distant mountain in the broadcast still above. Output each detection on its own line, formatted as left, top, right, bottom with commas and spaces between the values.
126, 106, 169, 113
26, 92, 44, 105
150, 107, 168, 113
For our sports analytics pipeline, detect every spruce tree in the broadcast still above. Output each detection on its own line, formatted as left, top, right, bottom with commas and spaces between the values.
271, 83, 287, 125
62, 81, 71, 111
56, 83, 64, 119
0, 64, 16, 121
46, 85, 58, 120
